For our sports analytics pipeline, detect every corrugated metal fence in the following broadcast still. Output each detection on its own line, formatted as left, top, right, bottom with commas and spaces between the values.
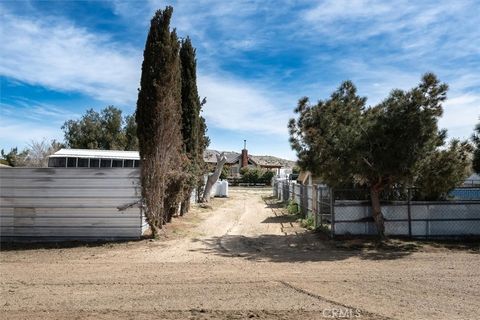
0, 168, 144, 242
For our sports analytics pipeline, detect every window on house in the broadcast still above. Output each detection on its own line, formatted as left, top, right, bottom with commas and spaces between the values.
67, 157, 77, 168
77, 158, 89, 167
90, 159, 99, 168
112, 159, 123, 167
48, 157, 66, 167
134, 160, 140, 168
124, 160, 134, 168
100, 159, 112, 168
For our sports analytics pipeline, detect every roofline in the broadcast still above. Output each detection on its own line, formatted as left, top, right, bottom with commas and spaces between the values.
49, 148, 140, 160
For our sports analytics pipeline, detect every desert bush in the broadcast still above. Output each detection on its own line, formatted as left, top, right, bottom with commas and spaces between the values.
287, 200, 299, 215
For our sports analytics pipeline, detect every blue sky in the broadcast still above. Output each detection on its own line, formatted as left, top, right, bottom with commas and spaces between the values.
1, 0, 479, 160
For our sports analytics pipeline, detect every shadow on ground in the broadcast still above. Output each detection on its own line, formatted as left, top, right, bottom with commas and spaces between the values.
188, 195, 479, 263
261, 215, 298, 224
190, 232, 479, 263
189, 232, 423, 262
0, 238, 149, 252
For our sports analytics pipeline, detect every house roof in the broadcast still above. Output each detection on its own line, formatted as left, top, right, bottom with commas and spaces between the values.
205, 150, 295, 168
51, 149, 140, 160
203, 150, 240, 164
49, 148, 296, 168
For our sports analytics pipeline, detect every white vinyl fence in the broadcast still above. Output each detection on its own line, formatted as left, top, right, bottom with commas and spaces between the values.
0, 167, 146, 242
334, 201, 480, 237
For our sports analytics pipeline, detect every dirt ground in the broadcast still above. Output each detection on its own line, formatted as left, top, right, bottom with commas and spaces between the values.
1, 187, 479, 319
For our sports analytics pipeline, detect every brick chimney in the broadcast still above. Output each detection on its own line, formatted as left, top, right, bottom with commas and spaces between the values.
241, 140, 248, 168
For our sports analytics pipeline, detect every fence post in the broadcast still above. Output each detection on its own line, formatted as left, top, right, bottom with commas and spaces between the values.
312, 185, 318, 228
290, 182, 295, 202
284, 181, 288, 202
298, 184, 305, 218
330, 187, 335, 238
304, 185, 308, 218
407, 187, 412, 238
287, 182, 290, 201
319, 187, 323, 227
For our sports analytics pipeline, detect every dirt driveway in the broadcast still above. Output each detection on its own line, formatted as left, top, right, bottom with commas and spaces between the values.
1, 187, 479, 319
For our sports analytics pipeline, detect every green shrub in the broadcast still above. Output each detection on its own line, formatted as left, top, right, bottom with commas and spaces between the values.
316, 224, 330, 234
261, 170, 275, 185
240, 167, 276, 185
299, 216, 315, 230
219, 166, 229, 180
240, 167, 262, 183
287, 200, 299, 215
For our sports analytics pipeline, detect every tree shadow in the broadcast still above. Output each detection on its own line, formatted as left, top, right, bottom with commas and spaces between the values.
0, 237, 148, 252
264, 202, 286, 209
189, 232, 417, 263
261, 215, 298, 224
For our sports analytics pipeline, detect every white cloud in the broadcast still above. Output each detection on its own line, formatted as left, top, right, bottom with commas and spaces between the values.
1, 1, 478, 155
302, 57, 479, 140
0, 10, 142, 106
302, 0, 479, 57
198, 74, 293, 136
441, 93, 480, 140
305, 0, 391, 21
1, 97, 79, 124
0, 118, 64, 151
0, 4, 297, 151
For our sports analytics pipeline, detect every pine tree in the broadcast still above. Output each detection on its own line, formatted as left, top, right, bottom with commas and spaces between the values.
136, 6, 183, 236
289, 74, 469, 238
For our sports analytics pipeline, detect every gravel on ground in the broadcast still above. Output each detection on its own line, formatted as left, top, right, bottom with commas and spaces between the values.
1, 187, 479, 319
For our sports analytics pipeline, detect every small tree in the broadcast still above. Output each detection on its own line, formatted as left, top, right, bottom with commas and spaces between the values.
288, 82, 366, 188
219, 166, 229, 180
289, 74, 461, 238
1, 148, 28, 167
124, 113, 139, 151
62, 109, 103, 149
262, 170, 275, 185
357, 74, 448, 236
240, 167, 262, 183
136, 6, 183, 236
25, 139, 63, 167
414, 140, 472, 200
62, 106, 136, 151
1, 139, 63, 167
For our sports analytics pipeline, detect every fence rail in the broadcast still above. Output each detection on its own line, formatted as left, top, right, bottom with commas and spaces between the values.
273, 180, 480, 238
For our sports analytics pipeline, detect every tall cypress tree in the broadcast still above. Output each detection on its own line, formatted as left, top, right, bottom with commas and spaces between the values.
180, 37, 200, 156
178, 37, 208, 214
136, 6, 182, 236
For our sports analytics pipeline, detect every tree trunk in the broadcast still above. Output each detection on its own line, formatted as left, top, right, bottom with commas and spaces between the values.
180, 193, 190, 216
370, 187, 385, 239
150, 223, 162, 239
201, 153, 227, 202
